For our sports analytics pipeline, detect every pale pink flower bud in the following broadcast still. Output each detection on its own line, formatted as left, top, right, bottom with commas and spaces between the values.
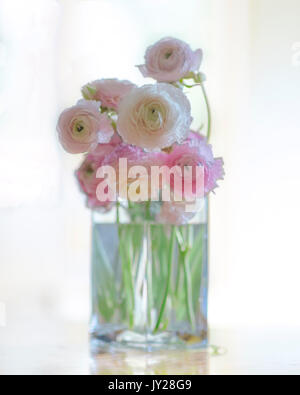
81, 79, 136, 110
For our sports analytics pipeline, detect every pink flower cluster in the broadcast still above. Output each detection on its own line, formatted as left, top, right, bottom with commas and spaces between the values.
57, 37, 224, 223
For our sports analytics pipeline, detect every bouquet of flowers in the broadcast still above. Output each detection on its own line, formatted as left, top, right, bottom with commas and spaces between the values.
57, 37, 224, 351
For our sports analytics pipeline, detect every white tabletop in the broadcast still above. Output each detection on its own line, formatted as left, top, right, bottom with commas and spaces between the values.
0, 318, 299, 375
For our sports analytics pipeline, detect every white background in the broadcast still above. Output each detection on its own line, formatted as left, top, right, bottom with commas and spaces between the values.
0, 0, 299, 331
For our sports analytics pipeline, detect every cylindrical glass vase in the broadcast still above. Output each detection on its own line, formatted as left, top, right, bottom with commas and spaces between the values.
90, 201, 208, 353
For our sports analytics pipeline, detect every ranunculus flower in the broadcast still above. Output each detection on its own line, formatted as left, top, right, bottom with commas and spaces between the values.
76, 144, 116, 209
137, 37, 203, 82
57, 100, 114, 154
81, 79, 136, 110
103, 143, 165, 201
156, 201, 197, 226
117, 84, 192, 151
163, 131, 224, 199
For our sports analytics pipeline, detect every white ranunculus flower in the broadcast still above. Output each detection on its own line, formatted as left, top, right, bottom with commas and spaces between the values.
117, 84, 192, 151
137, 37, 203, 83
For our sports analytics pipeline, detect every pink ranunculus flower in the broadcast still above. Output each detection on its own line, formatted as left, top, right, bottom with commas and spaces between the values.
156, 201, 197, 226
81, 79, 136, 110
117, 83, 192, 152
57, 100, 114, 154
185, 130, 214, 162
76, 144, 116, 209
103, 143, 165, 200
137, 37, 203, 83
163, 131, 224, 199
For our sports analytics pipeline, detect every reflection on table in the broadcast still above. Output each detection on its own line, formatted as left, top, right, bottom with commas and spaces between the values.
91, 349, 210, 375
1, 321, 300, 374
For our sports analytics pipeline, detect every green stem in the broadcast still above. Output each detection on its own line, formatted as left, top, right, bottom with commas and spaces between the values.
117, 202, 135, 328
174, 228, 185, 298
180, 74, 211, 141
176, 227, 196, 330
154, 226, 176, 333
146, 224, 153, 329
119, 230, 135, 328
183, 249, 196, 331
145, 201, 151, 221
116, 201, 120, 224
175, 260, 182, 297
200, 82, 211, 142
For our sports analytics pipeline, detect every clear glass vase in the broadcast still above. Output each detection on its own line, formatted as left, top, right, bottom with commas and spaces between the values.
90, 201, 208, 353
